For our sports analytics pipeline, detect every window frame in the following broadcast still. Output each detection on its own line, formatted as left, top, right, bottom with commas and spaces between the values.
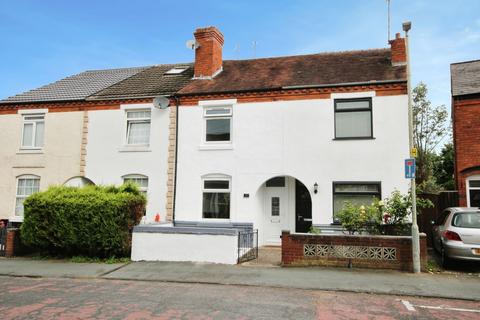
122, 174, 149, 194
201, 175, 231, 220
332, 181, 382, 223
203, 106, 233, 144
14, 174, 40, 216
334, 98, 373, 140
21, 114, 45, 149
125, 109, 151, 146
467, 177, 480, 207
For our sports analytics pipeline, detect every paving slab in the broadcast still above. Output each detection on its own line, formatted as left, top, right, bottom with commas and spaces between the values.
0, 258, 125, 278
104, 261, 480, 301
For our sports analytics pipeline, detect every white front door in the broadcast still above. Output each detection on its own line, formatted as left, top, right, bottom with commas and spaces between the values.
264, 183, 289, 245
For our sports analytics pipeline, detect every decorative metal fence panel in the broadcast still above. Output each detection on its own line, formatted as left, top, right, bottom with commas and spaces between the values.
238, 229, 258, 263
0, 228, 7, 256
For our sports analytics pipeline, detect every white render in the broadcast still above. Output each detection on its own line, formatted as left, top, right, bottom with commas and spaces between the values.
85, 103, 171, 222
131, 230, 238, 264
175, 92, 410, 245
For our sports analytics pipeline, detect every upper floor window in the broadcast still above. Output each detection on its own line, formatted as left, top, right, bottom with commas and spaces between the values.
204, 107, 232, 143
126, 110, 151, 145
15, 175, 40, 216
202, 175, 231, 219
22, 114, 45, 149
123, 174, 148, 197
334, 98, 373, 139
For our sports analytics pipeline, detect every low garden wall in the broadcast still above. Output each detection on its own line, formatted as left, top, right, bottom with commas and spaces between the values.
281, 230, 427, 271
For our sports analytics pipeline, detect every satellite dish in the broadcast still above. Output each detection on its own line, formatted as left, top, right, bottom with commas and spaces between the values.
186, 39, 200, 50
153, 96, 170, 109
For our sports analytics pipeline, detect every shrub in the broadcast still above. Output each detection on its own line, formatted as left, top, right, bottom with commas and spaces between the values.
334, 191, 434, 235
20, 183, 146, 257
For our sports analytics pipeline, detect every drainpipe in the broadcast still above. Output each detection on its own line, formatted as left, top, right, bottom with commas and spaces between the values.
172, 94, 180, 226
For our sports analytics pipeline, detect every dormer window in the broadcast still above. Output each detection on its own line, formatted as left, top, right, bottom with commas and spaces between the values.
164, 66, 189, 75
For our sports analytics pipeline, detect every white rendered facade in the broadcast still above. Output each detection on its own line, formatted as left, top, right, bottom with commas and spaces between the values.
174, 92, 410, 245
85, 103, 171, 222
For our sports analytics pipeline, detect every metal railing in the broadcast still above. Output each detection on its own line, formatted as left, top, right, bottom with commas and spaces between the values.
237, 229, 258, 263
0, 227, 6, 256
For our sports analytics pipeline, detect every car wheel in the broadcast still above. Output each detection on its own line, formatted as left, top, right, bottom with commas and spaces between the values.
441, 246, 450, 269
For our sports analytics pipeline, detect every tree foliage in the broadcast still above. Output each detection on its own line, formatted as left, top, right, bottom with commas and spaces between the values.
413, 82, 450, 190
433, 142, 455, 190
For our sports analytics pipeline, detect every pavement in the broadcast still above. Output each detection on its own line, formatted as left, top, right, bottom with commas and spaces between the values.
1, 257, 479, 301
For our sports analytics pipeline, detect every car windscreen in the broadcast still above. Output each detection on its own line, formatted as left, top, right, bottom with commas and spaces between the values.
451, 212, 480, 228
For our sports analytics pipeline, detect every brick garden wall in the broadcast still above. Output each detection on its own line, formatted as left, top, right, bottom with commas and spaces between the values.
281, 231, 427, 272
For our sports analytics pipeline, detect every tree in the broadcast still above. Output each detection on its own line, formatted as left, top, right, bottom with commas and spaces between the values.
433, 142, 455, 190
413, 82, 450, 191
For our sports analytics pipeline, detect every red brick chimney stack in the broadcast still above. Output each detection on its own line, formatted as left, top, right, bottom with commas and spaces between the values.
193, 26, 224, 79
389, 32, 407, 66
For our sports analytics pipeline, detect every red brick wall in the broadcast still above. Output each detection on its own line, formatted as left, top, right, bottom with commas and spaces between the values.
453, 95, 480, 206
389, 33, 406, 65
281, 231, 427, 272
194, 26, 224, 78
5, 229, 17, 257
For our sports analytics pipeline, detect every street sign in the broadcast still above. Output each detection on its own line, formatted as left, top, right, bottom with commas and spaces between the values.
410, 147, 417, 158
405, 158, 416, 179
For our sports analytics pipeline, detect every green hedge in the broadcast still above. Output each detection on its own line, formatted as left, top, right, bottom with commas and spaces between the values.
20, 183, 146, 257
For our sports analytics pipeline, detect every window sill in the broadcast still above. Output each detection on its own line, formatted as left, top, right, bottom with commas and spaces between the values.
333, 137, 376, 141
9, 215, 24, 223
118, 146, 151, 153
17, 149, 44, 154
199, 144, 234, 151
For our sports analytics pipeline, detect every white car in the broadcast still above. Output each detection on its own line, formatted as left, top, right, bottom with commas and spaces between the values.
432, 207, 480, 268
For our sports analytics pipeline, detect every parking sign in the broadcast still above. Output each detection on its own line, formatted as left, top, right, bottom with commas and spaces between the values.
405, 158, 416, 179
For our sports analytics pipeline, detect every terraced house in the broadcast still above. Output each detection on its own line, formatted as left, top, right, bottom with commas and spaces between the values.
0, 65, 191, 223
1, 26, 410, 264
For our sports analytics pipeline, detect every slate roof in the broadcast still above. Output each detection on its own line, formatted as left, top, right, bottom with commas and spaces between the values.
179, 49, 406, 95
87, 64, 193, 100
0, 67, 149, 104
451, 60, 480, 97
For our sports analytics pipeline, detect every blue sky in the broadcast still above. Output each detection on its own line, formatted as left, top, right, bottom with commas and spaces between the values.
1, 0, 479, 110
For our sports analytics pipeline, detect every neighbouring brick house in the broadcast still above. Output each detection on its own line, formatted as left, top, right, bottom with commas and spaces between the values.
451, 60, 480, 207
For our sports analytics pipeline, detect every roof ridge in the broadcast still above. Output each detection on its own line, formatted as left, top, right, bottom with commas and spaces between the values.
451, 59, 480, 66
224, 48, 390, 63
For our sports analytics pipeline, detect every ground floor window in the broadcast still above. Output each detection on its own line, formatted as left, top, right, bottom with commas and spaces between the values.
467, 179, 480, 207
15, 175, 40, 216
123, 174, 148, 197
333, 182, 381, 221
202, 177, 230, 219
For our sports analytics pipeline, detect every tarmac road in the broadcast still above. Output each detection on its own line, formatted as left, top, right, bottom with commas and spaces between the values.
0, 276, 479, 320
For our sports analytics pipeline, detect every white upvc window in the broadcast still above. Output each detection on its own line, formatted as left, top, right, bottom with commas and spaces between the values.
202, 175, 231, 219
204, 106, 232, 143
15, 175, 40, 216
467, 177, 480, 207
125, 110, 151, 145
21, 114, 45, 149
123, 174, 149, 196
